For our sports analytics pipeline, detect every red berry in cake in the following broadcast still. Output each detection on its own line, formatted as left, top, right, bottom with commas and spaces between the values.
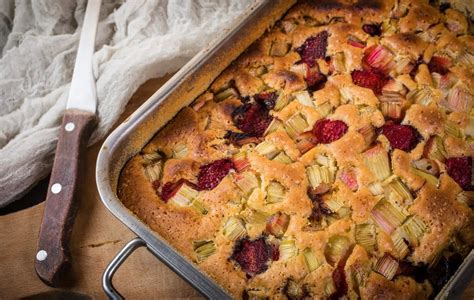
231, 102, 273, 137
312, 119, 348, 144
296, 31, 328, 67
445, 157, 472, 190
381, 123, 419, 151
231, 237, 273, 276
197, 159, 234, 190
362, 24, 381, 36
351, 68, 389, 94
161, 179, 196, 202
305, 67, 327, 91
428, 56, 451, 75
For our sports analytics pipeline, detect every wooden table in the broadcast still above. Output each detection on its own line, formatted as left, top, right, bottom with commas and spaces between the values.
0, 76, 472, 299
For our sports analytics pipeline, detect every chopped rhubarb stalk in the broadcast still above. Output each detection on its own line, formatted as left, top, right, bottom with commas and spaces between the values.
296, 31, 329, 67
446, 86, 472, 113
168, 184, 199, 207
264, 118, 284, 136
411, 167, 439, 186
307, 165, 334, 188
224, 131, 260, 146
142, 151, 163, 164
295, 131, 317, 154
362, 24, 381, 36
285, 113, 309, 138
312, 118, 348, 144
266, 213, 290, 237
458, 50, 474, 67
231, 101, 273, 138
215, 87, 239, 102
223, 217, 246, 240
358, 125, 376, 145
347, 35, 366, 48
161, 179, 197, 203
399, 216, 427, 247
351, 68, 389, 95
364, 144, 391, 181
445, 157, 472, 190
197, 159, 234, 190
355, 223, 376, 252
279, 239, 297, 260
428, 56, 451, 75
339, 168, 359, 191
234, 172, 259, 196
374, 254, 399, 280
391, 229, 409, 258
423, 136, 447, 162
302, 248, 322, 272
144, 162, 163, 183
381, 123, 420, 151
273, 151, 293, 164
412, 158, 440, 176
284, 278, 308, 299
385, 175, 413, 204
407, 86, 435, 106
172, 144, 188, 158
240, 208, 269, 224
379, 92, 405, 121
324, 235, 351, 266
255, 141, 280, 159
193, 240, 216, 262
231, 237, 273, 276
232, 152, 250, 172
266, 181, 286, 203
270, 41, 290, 57
371, 199, 407, 234
363, 45, 394, 72
294, 90, 314, 107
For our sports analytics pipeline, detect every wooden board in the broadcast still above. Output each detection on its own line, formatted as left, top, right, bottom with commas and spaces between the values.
0, 76, 472, 299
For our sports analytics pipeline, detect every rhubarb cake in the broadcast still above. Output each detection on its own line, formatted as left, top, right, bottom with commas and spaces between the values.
118, 0, 474, 298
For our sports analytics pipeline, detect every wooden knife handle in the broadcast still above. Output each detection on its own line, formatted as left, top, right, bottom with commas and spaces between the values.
35, 109, 96, 287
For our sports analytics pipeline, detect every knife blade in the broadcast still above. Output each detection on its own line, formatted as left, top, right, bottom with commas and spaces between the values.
35, 0, 102, 287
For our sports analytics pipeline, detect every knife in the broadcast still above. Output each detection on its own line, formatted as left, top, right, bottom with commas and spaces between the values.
35, 0, 102, 287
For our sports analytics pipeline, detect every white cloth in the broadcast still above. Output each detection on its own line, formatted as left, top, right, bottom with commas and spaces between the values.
0, 0, 254, 207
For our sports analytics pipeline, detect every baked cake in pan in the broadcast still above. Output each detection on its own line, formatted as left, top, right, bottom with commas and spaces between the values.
118, 0, 473, 298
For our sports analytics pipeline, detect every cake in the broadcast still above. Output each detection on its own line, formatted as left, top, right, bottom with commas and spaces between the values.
117, 0, 474, 298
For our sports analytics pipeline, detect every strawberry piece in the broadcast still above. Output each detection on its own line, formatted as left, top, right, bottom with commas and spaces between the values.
231, 102, 273, 137
382, 123, 419, 151
362, 24, 381, 36
351, 68, 389, 95
271, 244, 280, 261
232, 237, 273, 276
305, 66, 327, 91
197, 159, 234, 190
347, 35, 366, 48
339, 168, 359, 191
312, 119, 348, 144
445, 157, 472, 190
296, 31, 328, 67
255, 92, 277, 110
428, 56, 451, 75
161, 179, 197, 202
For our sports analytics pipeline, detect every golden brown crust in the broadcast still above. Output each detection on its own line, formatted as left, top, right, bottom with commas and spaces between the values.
118, 0, 474, 299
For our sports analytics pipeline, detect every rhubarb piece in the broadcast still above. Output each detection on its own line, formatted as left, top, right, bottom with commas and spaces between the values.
355, 224, 376, 252
279, 239, 297, 260
266, 181, 286, 203
274, 94, 290, 111
235, 172, 259, 196
231, 237, 273, 276
190, 199, 208, 215
249, 65, 268, 77
368, 181, 384, 195
270, 41, 290, 57
197, 159, 234, 190
324, 235, 351, 266
285, 113, 309, 139
168, 183, 199, 207
223, 217, 247, 240
374, 254, 399, 280
423, 136, 447, 162
458, 50, 474, 67
172, 144, 188, 158
295, 131, 317, 154
307, 165, 334, 188
385, 176, 413, 204
142, 151, 163, 164
446, 85, 473, 113
284, 278, 308, 300
445, 121, 463, 138
332, 52, 346, 73
264, 118, 283, 136
358, 125, 376, 145
339, 168, 359, 191
371, 199, 408, 234
215, 86, 239, 102
390, 229, 410, 258
273, 151, 293, 164
351, 68, 389, 95
427, 56, 451, 75
381, 123, 419, 151
302, 248, 322, 272
412, 158, 440, 176
231, 102, 273, 137
232, 152, 250, 172
362, 24, 381, 36
445, 157, 472, 189
400, 216, 427, 246
407, 86, 435, 106
348, 35, 366, 48
294, 90, 314, 107
379, 92, 404, 121
193, 240, 216, 262
411, 167, 439, 186
240, 208, 269, 224
225, 131, 260, 146
324, 197, 344, 214
255, 141, 280, 159
266, 213, 290, 237
296, 31, 328, 67
312, 118, 348, 144
457, 191, 474, 207
364, 144, 391, 181
363, 45, 394, 71
144, 162, 163, 183
161, 179, 197, 203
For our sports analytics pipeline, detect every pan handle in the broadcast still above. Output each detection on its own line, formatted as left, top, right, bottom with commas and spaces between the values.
102, 238, 147, 299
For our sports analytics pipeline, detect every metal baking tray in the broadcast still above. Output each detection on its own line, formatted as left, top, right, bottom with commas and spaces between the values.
95, 0, 474, 298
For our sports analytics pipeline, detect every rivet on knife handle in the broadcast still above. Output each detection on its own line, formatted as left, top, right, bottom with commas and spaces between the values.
35, 109, 96, 286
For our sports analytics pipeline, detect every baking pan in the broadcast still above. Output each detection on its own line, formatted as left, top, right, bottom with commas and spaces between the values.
96, 0, 474, 298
